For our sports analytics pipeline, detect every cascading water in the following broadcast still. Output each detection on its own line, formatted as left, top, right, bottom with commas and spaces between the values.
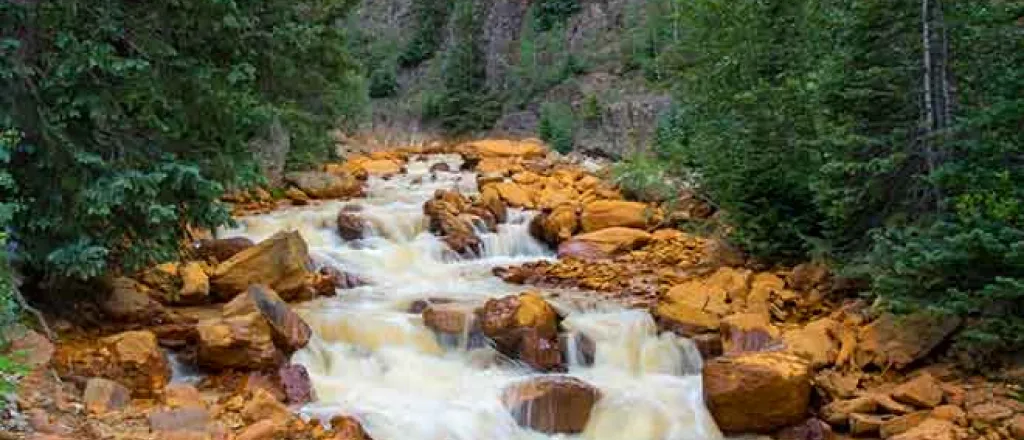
218, 155, 724, 440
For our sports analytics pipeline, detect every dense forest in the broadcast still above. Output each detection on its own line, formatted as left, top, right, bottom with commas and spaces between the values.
1, 0, 1022, 377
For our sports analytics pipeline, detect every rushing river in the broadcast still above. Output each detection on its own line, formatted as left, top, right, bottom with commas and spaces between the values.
219, 155, 724, 440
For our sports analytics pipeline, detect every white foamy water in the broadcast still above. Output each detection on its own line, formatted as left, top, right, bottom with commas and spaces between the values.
218, 154, 723, 440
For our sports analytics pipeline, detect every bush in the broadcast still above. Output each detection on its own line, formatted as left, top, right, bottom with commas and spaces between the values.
611, 155, 677, 202
538, 102, 575, 154
369, 66, 399, 98
533, 0, 581, 32
0, 0, 364, 279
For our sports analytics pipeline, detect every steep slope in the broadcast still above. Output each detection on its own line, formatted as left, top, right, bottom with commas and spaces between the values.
344, 0, 673, 159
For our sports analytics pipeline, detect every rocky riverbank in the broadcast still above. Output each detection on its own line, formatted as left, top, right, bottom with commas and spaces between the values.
3, 139, 1023, 440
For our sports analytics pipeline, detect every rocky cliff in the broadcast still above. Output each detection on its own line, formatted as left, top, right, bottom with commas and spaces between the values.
347, 0, 672, 159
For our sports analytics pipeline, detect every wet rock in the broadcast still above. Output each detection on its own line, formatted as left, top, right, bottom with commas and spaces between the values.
579, 200, 662, 232
654, 302, 721, 337
775, 418, 834, 440
556, 227, 651, 260
360, 159, 403, 176
140, 262, 181, 298
284, 171, 363, 199
422, 302, 479, 335
279, 364, 316, 405
177, 262, 210, 304
720, 313, 780, 354
530, 204, 578, 246
559, 333, 596, 366
196, 313, 282, 370
211, 231, 316, 301
223, 284, 312, 355
336, 211, 367, 241
480, 292, 558, 349
690, 333, 724, 359
501, 376, 601, 434
873, 392, 916, 415
662, 277, 732, 318
782, 318, 840, 369
429, 162, 451, 173
242, 372, 287, 402
285, 187, 311, 205
423, 192, 482, 257
703, 351, 812, 434
821, 396, 877, 425
329, 415, 372, 440
242, 388, 291, 424
479, 185, 508, 224
889, 418, 964, 440
83, 378, 130, 414
519, 327, 565, 372
854, 312, 961, 370
880, 411, 930, 438
196, 237, 255, 262
149, 407, 211, 433
892, 373, 944, 409
101, 277, 177, 324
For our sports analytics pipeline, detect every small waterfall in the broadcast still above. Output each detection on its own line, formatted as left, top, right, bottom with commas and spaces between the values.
220, 155, 723, 440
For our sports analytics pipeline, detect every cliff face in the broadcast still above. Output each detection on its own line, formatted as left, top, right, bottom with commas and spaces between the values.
349, 0, 671, 159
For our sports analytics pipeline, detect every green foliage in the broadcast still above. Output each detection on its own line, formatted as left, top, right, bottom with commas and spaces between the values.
399, 0, 452, 67
506, 11, 585, 109
581, 94, 602, 123
538, 102, 575, 154
369, 66, 400, 98
427, 0, 501, 134
621, 0, 684, 83
611, 154, 677, 203
649, 0, 1024, 352
0, 0, 364, 279
532, 0, 581, 32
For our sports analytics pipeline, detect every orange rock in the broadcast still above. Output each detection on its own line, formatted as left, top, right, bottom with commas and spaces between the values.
889, 418, 965, 440
479, 185, 508, 223
195, 237, 255, 263
164, 383, 205, 409
1008, 414, 1024, 439
279, 364, 316, 405
360, 159, 403, 176
557, 227, 652, 260
242, 388, 292, 424
821, 396, 877, 425
502, 376, 600, 434
580, 200, 662, 232
222, 284, 312, 355
854, 313, 961, 370
237, 420, 281, 440
149, 407, 211, 434
654, 302, 721, 337
422, 302, 479, 335
782, 318, 840, 369
892, 373, 944, 409
284, 171, 363, 199
720, 313, 779, 354
930, 405, 967, 426
197, 314, 282, 370
703, 352, 812, 434
83, 378, 130, 414
459, 139, 547, 159
880, 411, 930, 438
530, 204, 578, 245
848, 413, 887, 436
211, 231, 316, 301
493, 181, 535, 209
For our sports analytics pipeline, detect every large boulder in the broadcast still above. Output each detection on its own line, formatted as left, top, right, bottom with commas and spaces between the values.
423, 191, 482, 257
178, 262, 211, 304
196, 313, 282, 370
479, 185, 508, 224
580, 200, 662, 232
278, 364, 316, 405
703, 352, 812, 434
479, 292, 562, 371
654, 301, 721, 337
336, 209, 367, 241
83, 378, 131, 414
458, 139, 547, 159
529, 204, 579, 246
284, 171, 363, 199
502, 376, 601, 434
556, 227, 652, 260
720, 313, 780, 354
54, 330, 170, 397
223, 285, 311, 354
492, 182, 535, 209
854, 312, 961, 370
211, 231, 316, 301
422, 302, 479, 335
782, 318, 840, 369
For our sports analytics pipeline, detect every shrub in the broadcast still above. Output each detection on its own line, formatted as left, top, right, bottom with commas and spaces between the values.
538, 102, 575, 154
533, 0, 581, 32
369, 66, 400, 98
399, 0, 451, 67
